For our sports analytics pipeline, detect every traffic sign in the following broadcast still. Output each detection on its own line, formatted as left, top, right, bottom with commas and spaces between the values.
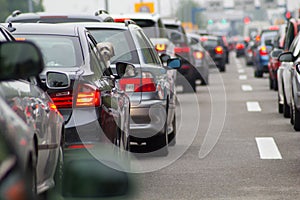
134, 2, 155, 13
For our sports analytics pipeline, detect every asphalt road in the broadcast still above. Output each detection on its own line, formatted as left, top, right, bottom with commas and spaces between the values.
128, 52, 300, 200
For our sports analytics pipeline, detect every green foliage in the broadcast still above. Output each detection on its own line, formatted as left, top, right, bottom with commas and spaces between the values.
0, 0, 44, 22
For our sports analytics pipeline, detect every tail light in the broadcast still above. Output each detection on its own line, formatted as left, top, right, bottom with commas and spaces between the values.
259, 46, 268, 56
119, 72, 156, 92
236, 43, 245, 50
193, 51, 204, 59
50, 83, 101, 108
174, 47, 190, 53
114, 18, 130, 23
67, 144, 95, 149
155, 44, 167, 52
215, 46, 223, 54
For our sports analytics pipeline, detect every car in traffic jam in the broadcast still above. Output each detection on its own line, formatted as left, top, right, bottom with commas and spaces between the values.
4, 1, 300, 200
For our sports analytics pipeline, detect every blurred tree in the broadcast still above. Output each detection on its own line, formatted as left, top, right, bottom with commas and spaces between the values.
175, 0, 207, 29
0, 0, 44, 22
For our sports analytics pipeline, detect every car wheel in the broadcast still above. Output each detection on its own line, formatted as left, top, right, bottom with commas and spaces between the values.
273, 79, 278, 91
278, 93, 283, 114
293, 104, 300, 131
255, 70, 263, 78
168, 114, 176, 146
219, 65, 226, 72
269, 76, 274, 90
283, 91, 291, 118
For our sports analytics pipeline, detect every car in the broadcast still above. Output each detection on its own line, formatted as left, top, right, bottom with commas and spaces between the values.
277, 18, 300, 117
10, 23, 131, 153
186, 32, 210, 85
5, 9, 114, 23
200, 35, 227, 72
235, 37, 247, 57
279, 31, 300, 131
73, 21, 181, 155
244, 40, 255, 66
0, 24, 65, 195
252, 26, 279, 77
0, 40, 44, 200
267, 24, 286, 91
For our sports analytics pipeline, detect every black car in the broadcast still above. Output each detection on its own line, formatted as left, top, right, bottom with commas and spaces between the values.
0, 24, 65, 195
200, 35, 227, 72
11, 23, 131, 153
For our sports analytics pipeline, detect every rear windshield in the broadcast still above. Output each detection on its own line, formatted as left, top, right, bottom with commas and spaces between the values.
130, 19, 164, 38
202, 39, 219, 47
88, 28, 139, 64
14, 34, 83, 68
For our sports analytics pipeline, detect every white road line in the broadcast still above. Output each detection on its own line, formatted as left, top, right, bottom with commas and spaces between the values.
238, 69, 245, 73
239, 75, 247, 80
241, 85, 253, 91
246, 101, 261, 112
255, 137, 282, 159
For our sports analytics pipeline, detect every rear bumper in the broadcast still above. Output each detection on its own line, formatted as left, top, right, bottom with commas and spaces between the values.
129, 99, 167, 141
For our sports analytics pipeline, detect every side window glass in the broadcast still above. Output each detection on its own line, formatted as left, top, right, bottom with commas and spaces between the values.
135, 30, 161, 65
0, 29, 8, 41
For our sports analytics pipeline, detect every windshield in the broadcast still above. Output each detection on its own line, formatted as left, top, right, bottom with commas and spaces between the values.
13, 34, 83, 68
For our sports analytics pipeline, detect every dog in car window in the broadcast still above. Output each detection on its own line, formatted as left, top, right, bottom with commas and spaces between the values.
96, 42, 115, 76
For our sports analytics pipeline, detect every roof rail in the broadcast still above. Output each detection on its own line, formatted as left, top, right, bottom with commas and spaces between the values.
124, 19, 136, 26
12, 10, 22, 17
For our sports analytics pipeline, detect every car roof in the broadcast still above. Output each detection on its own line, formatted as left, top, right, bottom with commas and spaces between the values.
111, 13, 161, 21
69, 21, 141, 31
161, 18, 181, 25
5, 11, 111, 23
8, 23, 84, 36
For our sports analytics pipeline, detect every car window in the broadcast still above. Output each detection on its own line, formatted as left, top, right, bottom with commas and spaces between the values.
284, 22, 295, 50
134, 29, 161, 65
88, 28, 139, 64
13, 35, 83, 68
290, 35, 300, 57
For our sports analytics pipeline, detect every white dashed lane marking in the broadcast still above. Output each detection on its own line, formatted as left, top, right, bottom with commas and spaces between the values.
238, 69, 245, 73
246, 101, 261, 112
241, 85, 253, 91
255, 137, 282, 159
239, 75, 247, 80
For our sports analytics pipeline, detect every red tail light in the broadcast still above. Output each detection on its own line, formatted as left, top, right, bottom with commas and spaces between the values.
155, 44, 167, 52
119, 78, 156, 92
193, 51, 204, 59
67, 144, 95, 149
174, 47, 190, 53
75, 84, 101, 107
114, 18, 130, 23
50, 83, 101, 108
236, 43, 245, 50
215, 46, 223, 54
259, 46, 268, 56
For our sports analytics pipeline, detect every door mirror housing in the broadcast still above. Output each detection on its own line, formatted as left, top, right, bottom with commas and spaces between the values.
115, 62, 137, 78
270, 49, 284, 59
278, 52, 295, 62
160, 53, 171, 63
46, 71, 70, 89
0, 41, 44, 81
167, 58, 182, 69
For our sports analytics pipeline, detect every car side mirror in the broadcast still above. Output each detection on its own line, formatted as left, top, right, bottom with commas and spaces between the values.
169, 31, 182, 43
46, 71, 70, 89
160, 53, 171, 63
270, 49, 284, 59
0, 41, 44, 81
167, 58, 182, 69
115, 62, 137, 78
278, 52, 294, 62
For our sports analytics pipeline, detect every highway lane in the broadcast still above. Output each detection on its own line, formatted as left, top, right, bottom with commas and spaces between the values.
129, 52, 300, 200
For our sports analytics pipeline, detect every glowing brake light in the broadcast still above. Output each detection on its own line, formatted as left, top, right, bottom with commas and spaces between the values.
155, 44, 167, 52
174, 47, 190, 53
259, 46, 268, 56
67, 144, 95, 149
76, 84, 101, 107
235, 43, 245, 50
193, 51, 204, 59
114, 18, 130, 23
215, 46, 223, 54
50, 83, 101, 108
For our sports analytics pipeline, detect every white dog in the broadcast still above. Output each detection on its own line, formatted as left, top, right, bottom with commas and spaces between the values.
96, 42, 115, 68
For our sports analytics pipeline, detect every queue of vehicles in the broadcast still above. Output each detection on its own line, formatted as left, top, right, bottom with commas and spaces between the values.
0, 10, 229, 199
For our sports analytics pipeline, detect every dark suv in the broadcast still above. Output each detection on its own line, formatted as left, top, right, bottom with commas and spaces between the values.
11, 23, 131, 152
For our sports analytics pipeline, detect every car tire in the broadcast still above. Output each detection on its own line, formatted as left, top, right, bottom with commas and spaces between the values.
168, 115, 176, 146
254, 70, 263, 78
293, 104, 300, 131
273, 79, 278, 91
269, 76, 274, 90
148, 132, 169, 156
278, 93, 283, 114
283, 91, 291, 118
219, 65, 226, 72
